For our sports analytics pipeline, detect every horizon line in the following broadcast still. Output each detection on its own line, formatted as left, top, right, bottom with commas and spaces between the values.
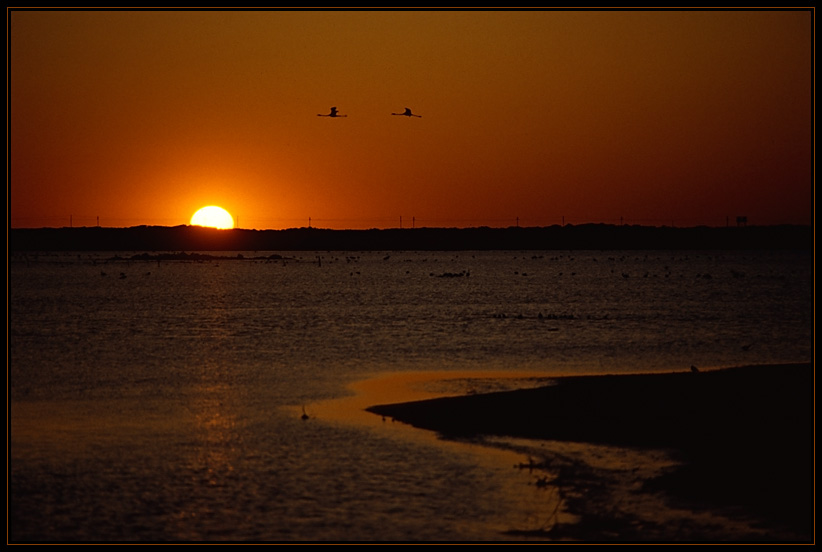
9, 221, 812, 232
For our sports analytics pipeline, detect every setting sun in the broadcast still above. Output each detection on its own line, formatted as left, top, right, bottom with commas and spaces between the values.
190, 206, 235, 229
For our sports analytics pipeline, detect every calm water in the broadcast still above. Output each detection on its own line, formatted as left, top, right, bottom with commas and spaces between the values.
9, 250, 812, 541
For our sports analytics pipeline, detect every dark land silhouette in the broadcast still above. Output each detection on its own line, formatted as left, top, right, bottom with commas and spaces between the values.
8, 223, 812, 252
367, 363, 813, 542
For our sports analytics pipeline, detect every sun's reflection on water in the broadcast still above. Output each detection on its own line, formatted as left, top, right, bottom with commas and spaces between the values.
188, 382, 240, 488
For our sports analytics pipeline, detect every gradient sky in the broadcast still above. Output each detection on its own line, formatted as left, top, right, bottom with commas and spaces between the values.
9, 9, 813, 229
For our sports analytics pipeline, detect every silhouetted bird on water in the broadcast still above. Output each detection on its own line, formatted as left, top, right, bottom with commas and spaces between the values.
392, 107, 421, 118
301, 405, 309, 420
318, 107, 347, 118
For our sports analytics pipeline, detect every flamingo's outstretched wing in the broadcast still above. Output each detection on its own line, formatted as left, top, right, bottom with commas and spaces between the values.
319, 107, 346, 117
392, 107, 421, 117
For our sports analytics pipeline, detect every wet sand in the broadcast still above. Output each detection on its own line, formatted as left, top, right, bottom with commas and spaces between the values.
365, 364, 814, 542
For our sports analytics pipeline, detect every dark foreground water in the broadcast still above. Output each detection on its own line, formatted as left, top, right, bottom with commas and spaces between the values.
9, 250, 812, 541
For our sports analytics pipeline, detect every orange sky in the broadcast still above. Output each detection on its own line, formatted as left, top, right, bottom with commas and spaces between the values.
9, 9, 813, 229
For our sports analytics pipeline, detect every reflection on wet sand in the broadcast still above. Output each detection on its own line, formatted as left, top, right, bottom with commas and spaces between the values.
304, 370, 580, 538
311, 365, 813, 542
303, 370, 556, 437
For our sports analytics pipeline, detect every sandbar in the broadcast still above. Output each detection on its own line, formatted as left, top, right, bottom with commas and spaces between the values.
365, 364, 814, 542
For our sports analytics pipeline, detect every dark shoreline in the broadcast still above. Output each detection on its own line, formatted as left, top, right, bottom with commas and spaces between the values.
366, 364, 814, 541
9, 223, 812, 252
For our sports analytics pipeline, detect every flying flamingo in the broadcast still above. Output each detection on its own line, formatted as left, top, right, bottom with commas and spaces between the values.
318, 107, 347, 117
392, 107, 421, 118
